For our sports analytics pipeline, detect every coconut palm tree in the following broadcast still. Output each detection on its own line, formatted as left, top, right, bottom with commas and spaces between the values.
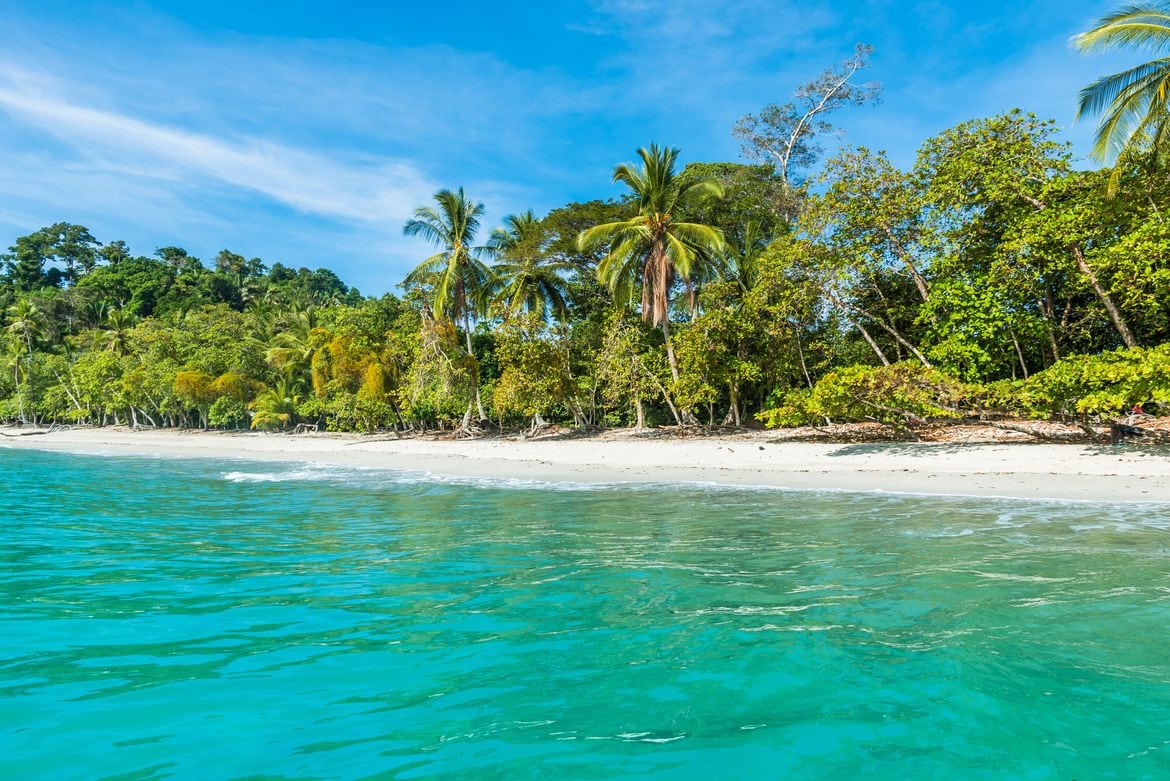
1073, 4, 1170, 173
4, 300, 45, 425
5, 299, 44, 357
103, 308, 137, 356
249, 374, 304, 430
403, 188, 494, 427
265, 307, 319, 383
577, 144, 726, 384
487, 211, 574, 322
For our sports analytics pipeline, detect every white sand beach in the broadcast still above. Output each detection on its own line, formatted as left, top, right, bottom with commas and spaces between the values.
3, 426, 1169, 502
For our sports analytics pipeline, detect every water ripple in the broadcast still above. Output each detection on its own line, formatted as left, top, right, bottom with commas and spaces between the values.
3, 448, 1170, 779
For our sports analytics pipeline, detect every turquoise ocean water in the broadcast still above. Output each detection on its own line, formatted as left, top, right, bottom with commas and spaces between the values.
2, 447, 1169, 779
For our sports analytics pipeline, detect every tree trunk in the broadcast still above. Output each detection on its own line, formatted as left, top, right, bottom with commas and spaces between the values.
14, 366, 26, 424
634, 398, 646, 430
660, 316, 681, 384
463, 313, 486, 423
843, 300, 931, 368
1069, 244, 1138, 349
885, 227, 930, 302
659, 317, 698, 425
854, 321, 890, 366
794, 327, 814, 388
1010, 330, 1030, 379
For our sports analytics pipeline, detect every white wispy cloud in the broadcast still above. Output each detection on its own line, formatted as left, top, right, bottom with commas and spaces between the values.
0, 65, 437, 226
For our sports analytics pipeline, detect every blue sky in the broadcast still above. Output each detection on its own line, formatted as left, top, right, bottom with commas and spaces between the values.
0, 1, 1132, 294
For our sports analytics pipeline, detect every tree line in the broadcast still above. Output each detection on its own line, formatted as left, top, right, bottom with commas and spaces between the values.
4, 18, 1170, 434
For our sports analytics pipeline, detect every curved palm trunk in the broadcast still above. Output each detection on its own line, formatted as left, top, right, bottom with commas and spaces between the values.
463, 320, 487, 422
14, 364, 26, 425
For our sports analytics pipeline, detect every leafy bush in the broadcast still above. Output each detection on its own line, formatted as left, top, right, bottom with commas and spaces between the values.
1013, 345, 1170, 417
758, 362, 975, 427
756, 388, 815, 428
208, 396, 247, 429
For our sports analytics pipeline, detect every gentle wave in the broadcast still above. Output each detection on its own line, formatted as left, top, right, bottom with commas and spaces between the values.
6, 447, 1170, 779
210, 461, 1170, 512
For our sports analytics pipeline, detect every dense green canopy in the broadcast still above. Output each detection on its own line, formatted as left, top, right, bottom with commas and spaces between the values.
5, 42, 1170, 433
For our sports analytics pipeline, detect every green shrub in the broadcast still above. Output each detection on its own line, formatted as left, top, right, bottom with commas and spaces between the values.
208, 396, 247, 429
758, 362, 974, 427
1016, 345, 1170, 417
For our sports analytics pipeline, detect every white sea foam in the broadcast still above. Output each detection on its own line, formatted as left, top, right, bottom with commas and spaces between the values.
215, 463, 1134, 504
220, 464, 603, 492
205, 460, 1170, 516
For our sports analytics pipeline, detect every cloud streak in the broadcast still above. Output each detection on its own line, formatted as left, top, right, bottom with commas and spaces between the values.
0, 66, 437, 226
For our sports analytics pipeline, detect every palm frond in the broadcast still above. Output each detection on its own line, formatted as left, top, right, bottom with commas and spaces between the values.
1072, 5, 1170, 54
577, 218, 646, 250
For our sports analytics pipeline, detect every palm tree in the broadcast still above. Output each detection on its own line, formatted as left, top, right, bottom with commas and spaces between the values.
403, 188, 494, 427
5, 299, 44, 357
487, 211, 573, 321
265, 307, 319, 383
103, 308, 137, 356
249, 374, 304, 430
4, 300, 45, 425
1073, 4, 1170, 174
725, 220, 769, 293
577, 144, 726, 384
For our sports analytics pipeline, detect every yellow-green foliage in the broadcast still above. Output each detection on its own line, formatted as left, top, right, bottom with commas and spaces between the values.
210, 371, 264, 402
173, 370, 217, 404
491, 314, 572, 420
758, 362, 973, 427
1013, 345, 1170, 417
357, 363, 386, 402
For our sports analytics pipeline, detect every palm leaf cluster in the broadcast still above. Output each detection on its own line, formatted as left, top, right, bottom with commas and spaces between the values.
402, 188, 494, 325
1074, 3, 1170, 166
401, 145, 728, 401
577, 144, 726, 328
486, 211, 574, 322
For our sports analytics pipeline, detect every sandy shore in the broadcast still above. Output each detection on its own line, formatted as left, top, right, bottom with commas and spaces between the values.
4, 426, 1170, 503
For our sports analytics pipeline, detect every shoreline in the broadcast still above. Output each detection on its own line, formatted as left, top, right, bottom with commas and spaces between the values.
4, 426, 1170, 503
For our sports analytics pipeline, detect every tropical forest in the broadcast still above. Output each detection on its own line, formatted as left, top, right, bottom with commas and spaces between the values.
4, 13, 1170, 437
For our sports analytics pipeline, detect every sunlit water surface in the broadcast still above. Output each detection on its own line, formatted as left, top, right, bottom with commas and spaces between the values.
2, 448, 1170, 779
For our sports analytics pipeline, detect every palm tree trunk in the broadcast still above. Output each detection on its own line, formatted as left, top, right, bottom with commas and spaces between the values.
462, 313, 486, 423
15, 366, 26, 425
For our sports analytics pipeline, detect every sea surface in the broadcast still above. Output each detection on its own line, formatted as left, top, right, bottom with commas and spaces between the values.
2, 447, 1169, 779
